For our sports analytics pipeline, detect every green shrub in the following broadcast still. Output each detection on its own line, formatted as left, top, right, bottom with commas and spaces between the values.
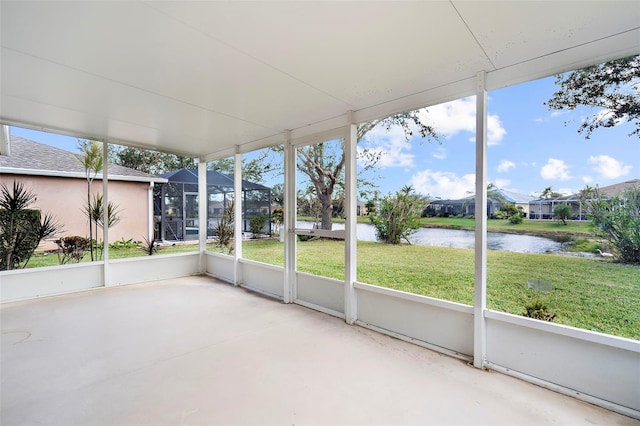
214, 202, 234, 254
508, 213, 523, 224
554, 203, 573, 225
249, 215, 267, 238
109, 237, 141, 250
582, 185, 640, 264
0, 181, 62, 270
523, 300, 556, 322
370, 186, 426, 245
140, 236, 160, 256
56, 236, 91, 264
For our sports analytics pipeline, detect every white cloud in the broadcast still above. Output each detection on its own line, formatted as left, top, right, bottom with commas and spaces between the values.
582, 176, 593, 184
357, 137, 414, 169
493, 179, 511, 189
410, 169, 475, 199
497, 160, 516, 173
419, 97, 507, 146
551, 110, 569, 118
540, 158, 572, 181
357, 97, 507, 169
487, 115, 507, 145
558, 188, 574, 196
588, 155, 632, 180
432, 147, 446, 160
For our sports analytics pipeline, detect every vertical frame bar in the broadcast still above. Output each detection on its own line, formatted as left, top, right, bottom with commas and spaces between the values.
102, 140, 110, 287
198, 158, 207, 273
148, 182, 155, 243
344, 114, 357, 324
234, 147, 243, 285
474, 71, 488, 369
284, 132, 296, 303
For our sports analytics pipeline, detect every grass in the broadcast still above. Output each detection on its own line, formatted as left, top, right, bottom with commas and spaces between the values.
242, 239, 639, 340
417, 217, 595, 236
26, 243, 201, 268
294, 215, 594, 236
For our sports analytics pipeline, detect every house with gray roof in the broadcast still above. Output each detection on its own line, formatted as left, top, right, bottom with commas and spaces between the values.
425, 188, 535, 218
0, 135, 166, 249
529, 179, 639, 220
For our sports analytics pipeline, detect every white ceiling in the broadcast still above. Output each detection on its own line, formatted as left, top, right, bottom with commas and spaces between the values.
1, 1, 638, 159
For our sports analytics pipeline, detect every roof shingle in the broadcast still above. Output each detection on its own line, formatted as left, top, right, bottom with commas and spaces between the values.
0, 136, 165, 182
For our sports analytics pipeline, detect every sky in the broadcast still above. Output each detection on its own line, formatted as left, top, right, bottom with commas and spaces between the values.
9, 74, 639, 200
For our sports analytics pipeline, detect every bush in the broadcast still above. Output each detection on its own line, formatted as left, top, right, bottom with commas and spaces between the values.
249, 215, 267, 238
369, 186, 427, 245
140, 236, 160, 256
582, 185, 640, 264
109, 237, 141, 250
271, 208, 283, 235
56, 236, 91, 264
500, 202, 519, 216
508, 213, 523, 224
492, 211, 508, 219
523, 300, 556, 322
554, 203, 573, 225
0, 181, 62, 270
215, 202, 234, 254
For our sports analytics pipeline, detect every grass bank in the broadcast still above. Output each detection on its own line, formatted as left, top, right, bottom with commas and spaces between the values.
242, 239, 639, 340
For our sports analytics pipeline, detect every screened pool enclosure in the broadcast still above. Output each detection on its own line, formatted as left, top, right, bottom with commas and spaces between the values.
155, 168, 272, 241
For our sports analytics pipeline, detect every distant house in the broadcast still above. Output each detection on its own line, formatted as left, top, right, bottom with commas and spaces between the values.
529, 179, 640, 220
0, 136, 166, 249
425, 188, 534, 218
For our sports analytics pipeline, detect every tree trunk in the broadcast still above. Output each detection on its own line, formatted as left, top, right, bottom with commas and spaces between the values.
319, 192, 333, 230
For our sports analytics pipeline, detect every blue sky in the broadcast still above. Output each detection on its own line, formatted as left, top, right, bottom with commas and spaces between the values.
9, 75, 639, 200
358, 75, 639, 199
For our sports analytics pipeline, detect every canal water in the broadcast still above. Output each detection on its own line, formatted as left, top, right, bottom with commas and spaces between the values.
296, 221, 567, 254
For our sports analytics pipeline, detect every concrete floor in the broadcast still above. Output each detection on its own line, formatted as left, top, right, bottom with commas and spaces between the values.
1, 276, 637, 426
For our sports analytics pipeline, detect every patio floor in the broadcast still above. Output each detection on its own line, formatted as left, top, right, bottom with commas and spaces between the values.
1, 275, 637, 425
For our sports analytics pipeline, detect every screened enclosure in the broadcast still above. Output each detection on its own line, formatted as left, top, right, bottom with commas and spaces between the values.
154, 168, 272, 241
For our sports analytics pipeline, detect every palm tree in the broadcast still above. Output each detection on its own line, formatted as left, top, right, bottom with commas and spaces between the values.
541, 186, 554, 199
84, 194, 121, 260
77, 140, 103, 261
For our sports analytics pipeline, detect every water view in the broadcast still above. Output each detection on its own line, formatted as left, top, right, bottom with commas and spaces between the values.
296, 221, 568, 254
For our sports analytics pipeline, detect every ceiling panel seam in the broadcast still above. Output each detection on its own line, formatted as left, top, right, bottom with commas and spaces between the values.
141, 1, 357, 111
487, 27, 640, 77
450, 0, 497, 71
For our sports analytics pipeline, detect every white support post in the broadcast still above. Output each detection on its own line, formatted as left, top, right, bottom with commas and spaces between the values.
148, 182, 155, 243
284, 132, 296, 303
234, 147, 243, 286
474, 71, 488, 369
1, 125, 11, 156
102, 140, 110, 287
197, 158, 207, 273
344, 114, 357, 324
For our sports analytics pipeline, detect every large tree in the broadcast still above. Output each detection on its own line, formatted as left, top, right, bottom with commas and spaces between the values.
113, 146, 193, 175
546, 55, 640, 139
297, 111, 439, 230
208, 150, 272, 184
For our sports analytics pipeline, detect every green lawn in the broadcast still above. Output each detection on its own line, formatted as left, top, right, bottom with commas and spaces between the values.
242, 239, 639, 340
306, 215, 595, 239
417, 217, 594, 236
26, 243, 200, 268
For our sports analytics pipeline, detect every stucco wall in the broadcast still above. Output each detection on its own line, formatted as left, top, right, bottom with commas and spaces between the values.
0, 174, 151, 250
